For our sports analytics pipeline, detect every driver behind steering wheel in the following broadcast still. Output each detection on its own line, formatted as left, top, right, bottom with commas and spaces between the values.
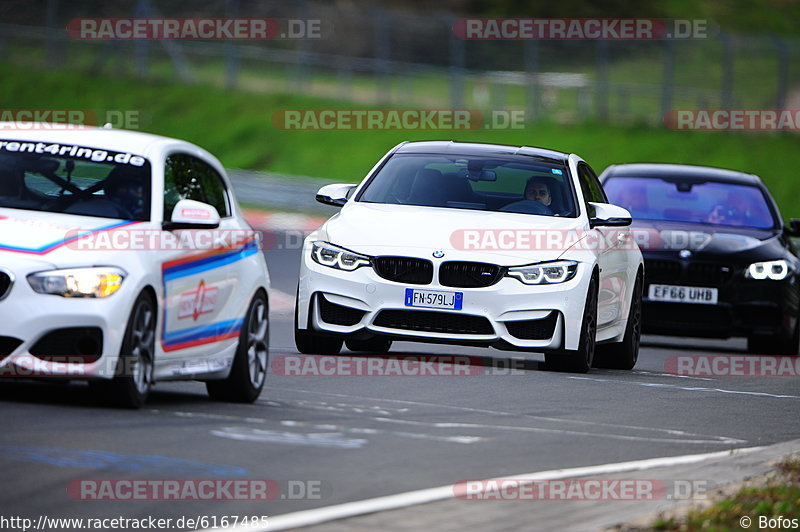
103, 166, 146, 220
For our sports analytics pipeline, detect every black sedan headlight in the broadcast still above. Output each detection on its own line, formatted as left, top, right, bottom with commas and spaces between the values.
745, 259, 792, 281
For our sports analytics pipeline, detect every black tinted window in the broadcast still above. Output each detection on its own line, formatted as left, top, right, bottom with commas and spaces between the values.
604, 177, 777, 229
358, 154, 577, 217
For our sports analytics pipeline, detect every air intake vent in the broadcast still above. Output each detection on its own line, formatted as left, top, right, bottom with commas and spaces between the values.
373, 310, 494, 335
0, 270, 12, 300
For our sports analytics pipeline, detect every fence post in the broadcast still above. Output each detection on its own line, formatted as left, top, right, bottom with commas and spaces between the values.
524, 39, 540, 122
447, 15, 465, 110
224, 0, 240, 90
291, 0, 312, 92
134, 0, 149, 78
771, 35, 789, 109
373, 7, 391, 104
45, 0, 59, 69
595, 39, 609, 121
719, 32, 734, 108
661, 39, 675, 121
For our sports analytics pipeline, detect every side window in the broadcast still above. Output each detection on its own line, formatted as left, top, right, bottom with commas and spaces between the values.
577, 162, 607, 216
163, 153, 230, 220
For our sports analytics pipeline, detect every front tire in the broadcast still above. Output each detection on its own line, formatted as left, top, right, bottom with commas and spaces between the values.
748, 323, 800, 356
206, 290, 269, 403
594, 270, 643, 370
92, 292, 156, 409
545, 275, 597, 373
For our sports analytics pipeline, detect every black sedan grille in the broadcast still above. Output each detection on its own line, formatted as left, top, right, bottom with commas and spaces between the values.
373, 257, 433, 285
0, 270, 11, 300
373, 310, 494, 335
439, 261, 504, 288
644, 259, 732, 287
644, 259, 681, 283
687, 262, 732, 286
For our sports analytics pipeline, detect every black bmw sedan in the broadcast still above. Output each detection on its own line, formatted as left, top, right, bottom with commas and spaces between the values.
600, 163, 800, 354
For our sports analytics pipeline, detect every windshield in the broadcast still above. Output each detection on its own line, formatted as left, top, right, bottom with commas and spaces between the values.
0, 140, 151, 221
604, 176, 777, 229
358, 154, 577, 217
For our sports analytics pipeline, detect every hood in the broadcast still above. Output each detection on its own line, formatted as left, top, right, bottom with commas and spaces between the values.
0, 208, 140, 261
632, 220, 782, 255
320, 202, 586, 265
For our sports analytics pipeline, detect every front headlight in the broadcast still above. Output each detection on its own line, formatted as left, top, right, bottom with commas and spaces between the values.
745, 259, 791, 281
506, 260, 579, 285
311, 241, 371, 271
27, 267, 126, 298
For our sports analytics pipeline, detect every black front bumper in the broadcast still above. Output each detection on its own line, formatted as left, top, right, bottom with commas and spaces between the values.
642, 278, 798, 339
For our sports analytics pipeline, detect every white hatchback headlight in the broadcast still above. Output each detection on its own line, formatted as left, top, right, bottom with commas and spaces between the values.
745, 259, 791, 281
28, 267, 126, 298
311, 241, 371, 271
507, 260, 579, 285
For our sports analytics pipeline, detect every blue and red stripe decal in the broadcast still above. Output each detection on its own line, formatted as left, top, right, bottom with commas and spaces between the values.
0, 220, 141, 255
160, 237, 259, 351
162, 317, 244, 352
161, 238, 259, 282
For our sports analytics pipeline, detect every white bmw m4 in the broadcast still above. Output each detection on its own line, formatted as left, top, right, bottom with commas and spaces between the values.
296, 141, 643, 372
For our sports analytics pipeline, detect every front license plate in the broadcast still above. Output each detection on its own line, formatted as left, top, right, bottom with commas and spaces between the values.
404, 288, 463, 310
648, 284, 718, 305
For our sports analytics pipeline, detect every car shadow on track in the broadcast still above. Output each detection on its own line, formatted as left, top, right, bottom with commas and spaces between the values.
640, 334, 748, 354
336, 350, 548, 372
0, 380, 219, 409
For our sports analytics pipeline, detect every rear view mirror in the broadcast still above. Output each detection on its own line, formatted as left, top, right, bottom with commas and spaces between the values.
163, 199, 221, 230
588, 202, 632, 228
787, 219, 800, 237
316, 184, 356, 207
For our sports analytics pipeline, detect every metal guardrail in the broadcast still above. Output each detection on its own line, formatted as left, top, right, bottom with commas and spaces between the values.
227, 169, 336, 214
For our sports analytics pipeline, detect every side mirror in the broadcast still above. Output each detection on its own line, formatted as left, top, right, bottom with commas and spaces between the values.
316, 183, 356, 207
162, 199, 221, 230
588, 202, 632, 228
787, 219, 800, 237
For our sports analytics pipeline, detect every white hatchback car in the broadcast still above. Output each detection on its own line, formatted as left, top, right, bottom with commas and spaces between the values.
296, 141, 643, 372
0, 124, 270, 407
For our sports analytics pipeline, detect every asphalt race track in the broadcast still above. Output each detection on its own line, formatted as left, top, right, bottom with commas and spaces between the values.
2, 233, 799, 530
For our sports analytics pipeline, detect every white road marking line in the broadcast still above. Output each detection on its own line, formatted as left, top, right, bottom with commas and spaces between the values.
368, 417, 744, 445
568, 376, 800, 399
627, 370, 714, 381
264, 388, 745, 445
207, 447, 763, 532
211, 427, 368, 449
166, 411, 488, 446
279, 420, 486, 444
